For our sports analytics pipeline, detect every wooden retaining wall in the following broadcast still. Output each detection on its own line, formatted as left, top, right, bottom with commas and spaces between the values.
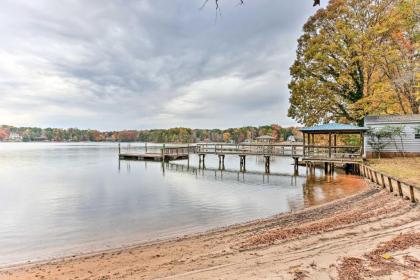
359, 164, 418, 203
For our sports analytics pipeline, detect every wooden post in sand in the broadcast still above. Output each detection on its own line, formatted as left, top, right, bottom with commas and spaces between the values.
388, 177, 394, 193
409, 185, 415, 203
397, 181, 403, 197
374, 171, 379, 185
380, 174, 385, 188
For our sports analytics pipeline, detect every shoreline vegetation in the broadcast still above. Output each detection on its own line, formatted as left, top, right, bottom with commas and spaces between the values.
0, 124, 301, 143
1, 181, 419, 279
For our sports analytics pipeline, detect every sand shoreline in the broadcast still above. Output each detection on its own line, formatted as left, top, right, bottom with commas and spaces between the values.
1, 182, 419, 279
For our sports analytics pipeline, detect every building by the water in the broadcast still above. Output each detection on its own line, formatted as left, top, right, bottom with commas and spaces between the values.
6, 132, 23, 142
364, 114, 420, 158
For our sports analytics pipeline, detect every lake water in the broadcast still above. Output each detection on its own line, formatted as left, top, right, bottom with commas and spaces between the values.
0, 142, 365, 266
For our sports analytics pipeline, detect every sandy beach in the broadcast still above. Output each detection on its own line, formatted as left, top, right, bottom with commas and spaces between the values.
0, 181, 419, 280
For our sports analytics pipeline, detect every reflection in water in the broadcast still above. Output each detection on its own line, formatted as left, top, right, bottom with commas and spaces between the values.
162, 162, 365, 212
0, 143, 366, 266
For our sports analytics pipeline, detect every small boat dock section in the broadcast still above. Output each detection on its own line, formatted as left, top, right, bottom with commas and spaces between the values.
119, 152, 189, 161
119, 145, 194, 162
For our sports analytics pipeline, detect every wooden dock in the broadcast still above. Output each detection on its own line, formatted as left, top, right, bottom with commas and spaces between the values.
119, 145, 194, 162
119, 152, 189, 161
117, 142, 364, 175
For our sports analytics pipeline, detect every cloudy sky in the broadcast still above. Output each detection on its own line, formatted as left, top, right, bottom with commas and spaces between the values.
0, 0, 322, 130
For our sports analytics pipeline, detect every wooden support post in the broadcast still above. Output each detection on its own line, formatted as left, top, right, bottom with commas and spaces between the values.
264, 156, 270, 174
334, 134, 337, 155
388, 177, 392, 192
324, 162, 328, 174
409, 185, 416, 203
145, 142, 148, 153
360, 132, 364, 157
388, 177, 394, 192
368, 169, 373, 181
239, 155, 246, 172
293, 157, 299, 175
374, 171, 379, 184
328, 132, 332, 158
161, 144, 165, 162
118, 142, 121, 155
199, 154, 204, 169
380, 174, 385, 188
397, 181, 403, 197
222, 155, 225, 170
303, 132, 306, 157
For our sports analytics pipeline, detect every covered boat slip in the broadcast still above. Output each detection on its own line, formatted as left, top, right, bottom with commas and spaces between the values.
300, 123, 367, 174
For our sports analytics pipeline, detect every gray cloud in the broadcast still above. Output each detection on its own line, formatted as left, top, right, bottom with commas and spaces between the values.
0, 0, 318, 130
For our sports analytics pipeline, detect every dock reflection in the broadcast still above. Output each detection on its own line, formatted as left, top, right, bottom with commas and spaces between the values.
163, 162, 366, 209
117, 160, 366, 211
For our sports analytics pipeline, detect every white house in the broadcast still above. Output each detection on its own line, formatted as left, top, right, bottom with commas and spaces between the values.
287, 135, 296, 142
7, 132, 23, 142
364, 114, 420, 158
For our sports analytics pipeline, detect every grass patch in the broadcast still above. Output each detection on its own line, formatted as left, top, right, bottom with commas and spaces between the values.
368, 157, 420, 185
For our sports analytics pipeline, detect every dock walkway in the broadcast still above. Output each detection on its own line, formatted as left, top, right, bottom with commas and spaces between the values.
119, 145, 193, 162
119, 152, 189, 161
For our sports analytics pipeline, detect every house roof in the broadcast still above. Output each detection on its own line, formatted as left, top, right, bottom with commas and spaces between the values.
365, 114, 420, 124
300, 123, 368, 133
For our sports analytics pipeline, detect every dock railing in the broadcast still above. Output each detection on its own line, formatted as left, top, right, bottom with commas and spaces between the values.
195, 143, 303, 157
303, 145, 362, 161
161, 145, 196, 156
359, 163, 418, 203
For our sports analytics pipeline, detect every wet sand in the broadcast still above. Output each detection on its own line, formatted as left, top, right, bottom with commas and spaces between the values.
0, 181, 419, 280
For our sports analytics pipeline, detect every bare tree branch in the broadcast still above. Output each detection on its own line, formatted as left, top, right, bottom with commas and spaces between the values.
201, 0, 244, 11
201, 1, 319, 10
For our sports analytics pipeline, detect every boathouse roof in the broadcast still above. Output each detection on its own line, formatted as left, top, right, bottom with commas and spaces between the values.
300, 123, 368, 133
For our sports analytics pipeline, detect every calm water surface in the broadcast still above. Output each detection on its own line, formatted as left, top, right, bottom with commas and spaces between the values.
0, 143, 365, 266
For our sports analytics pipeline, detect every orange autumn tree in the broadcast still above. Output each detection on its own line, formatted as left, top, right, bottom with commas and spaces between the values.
288, 0, 419, 126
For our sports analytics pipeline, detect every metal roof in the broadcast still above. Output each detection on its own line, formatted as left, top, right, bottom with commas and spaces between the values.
365, 114, 420, 124
300, 123, 368, 133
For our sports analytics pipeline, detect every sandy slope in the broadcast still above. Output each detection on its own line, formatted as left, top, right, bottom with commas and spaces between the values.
0, 183, 419, 280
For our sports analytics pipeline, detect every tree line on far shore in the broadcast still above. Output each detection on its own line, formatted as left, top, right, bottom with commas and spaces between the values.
0, 124, 301, 143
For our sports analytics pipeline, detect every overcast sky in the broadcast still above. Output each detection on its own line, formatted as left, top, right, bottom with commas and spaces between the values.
0, 0, 322, 130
